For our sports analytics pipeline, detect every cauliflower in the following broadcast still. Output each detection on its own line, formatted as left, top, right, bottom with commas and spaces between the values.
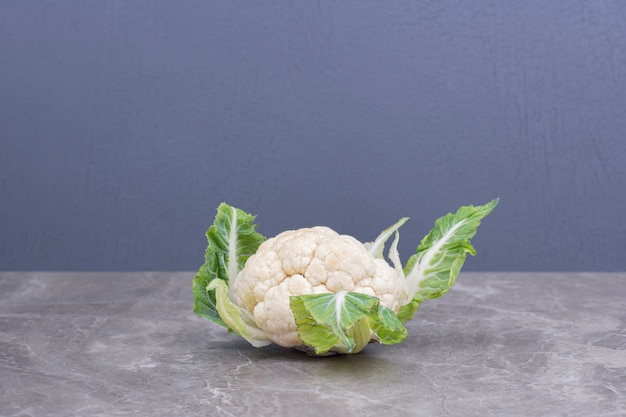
231, 226, 406, 348
193, 200, 497, 355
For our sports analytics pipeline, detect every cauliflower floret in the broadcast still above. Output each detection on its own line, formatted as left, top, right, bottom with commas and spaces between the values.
231, 226, 405, 348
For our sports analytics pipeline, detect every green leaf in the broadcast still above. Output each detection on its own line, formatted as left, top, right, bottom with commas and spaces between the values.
290, 291, 408, 355
207, 279, 271, 347
388, 230, 404, 280
400, 199, 499, 322
289, 300, 340, 355
193, 203, 265, 327
396, 297, 421, 324
206, 202, 266, 283
364, 217, 409, 260
192, 263, 226, 327
370, 305, 408, 343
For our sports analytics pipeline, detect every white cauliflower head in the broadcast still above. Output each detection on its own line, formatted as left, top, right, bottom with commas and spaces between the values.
231, 226, 405, 348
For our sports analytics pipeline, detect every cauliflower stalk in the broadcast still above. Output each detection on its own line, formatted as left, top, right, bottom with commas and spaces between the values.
193, 200, 498, 355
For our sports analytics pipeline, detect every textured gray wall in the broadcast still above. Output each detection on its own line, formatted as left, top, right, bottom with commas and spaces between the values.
1, 1, 625, 271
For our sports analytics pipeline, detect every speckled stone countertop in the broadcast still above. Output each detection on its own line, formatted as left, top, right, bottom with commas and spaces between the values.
1, 272, 624, 416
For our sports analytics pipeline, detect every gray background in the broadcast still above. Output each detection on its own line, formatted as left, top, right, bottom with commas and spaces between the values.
1, 1, 625, 272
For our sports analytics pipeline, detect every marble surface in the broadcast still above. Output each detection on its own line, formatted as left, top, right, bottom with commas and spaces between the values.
0, 272, 624, 417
